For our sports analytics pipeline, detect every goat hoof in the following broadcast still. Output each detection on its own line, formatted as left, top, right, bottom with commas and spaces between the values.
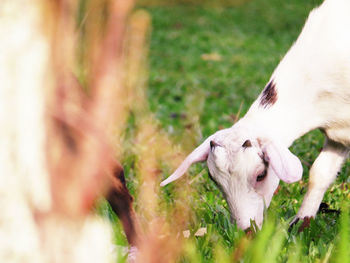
288, 217, 300, 232
297, 217, 312, 232
319, 202, 340, 215
289, 216, 313, 233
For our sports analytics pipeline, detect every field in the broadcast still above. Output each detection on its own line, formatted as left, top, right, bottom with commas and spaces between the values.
104, 0, 350, 262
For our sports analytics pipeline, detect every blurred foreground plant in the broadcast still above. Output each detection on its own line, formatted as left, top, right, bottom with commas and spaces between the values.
0, 0, 135, 262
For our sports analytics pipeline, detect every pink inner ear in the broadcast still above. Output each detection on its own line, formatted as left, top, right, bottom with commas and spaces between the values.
160, 136, 211, 186
263, 141, 303, 183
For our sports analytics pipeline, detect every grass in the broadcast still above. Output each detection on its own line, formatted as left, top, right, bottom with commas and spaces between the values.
103, 0, 350, 261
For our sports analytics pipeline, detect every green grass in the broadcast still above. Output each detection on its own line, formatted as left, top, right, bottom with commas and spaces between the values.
106, 0, 350, 261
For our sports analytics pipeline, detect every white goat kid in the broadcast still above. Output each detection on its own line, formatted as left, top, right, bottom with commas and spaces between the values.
161, 0, 350, 230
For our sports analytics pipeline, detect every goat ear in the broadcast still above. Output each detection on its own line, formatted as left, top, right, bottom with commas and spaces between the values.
160, 128, 232, 186
262, 141, 303, 183
160, 137, 211, 186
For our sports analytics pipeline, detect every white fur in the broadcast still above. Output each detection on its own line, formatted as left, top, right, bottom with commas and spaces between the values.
161, 0, 350, 230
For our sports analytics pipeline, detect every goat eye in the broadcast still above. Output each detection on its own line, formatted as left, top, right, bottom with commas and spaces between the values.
256, 170, 267, 182
242, 139, 252, 148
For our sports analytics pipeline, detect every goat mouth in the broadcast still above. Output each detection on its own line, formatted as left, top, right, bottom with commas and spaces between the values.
244, 227, 254, 236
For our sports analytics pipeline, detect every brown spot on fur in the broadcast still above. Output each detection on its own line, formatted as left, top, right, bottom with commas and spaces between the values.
260, 80, 277, 108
